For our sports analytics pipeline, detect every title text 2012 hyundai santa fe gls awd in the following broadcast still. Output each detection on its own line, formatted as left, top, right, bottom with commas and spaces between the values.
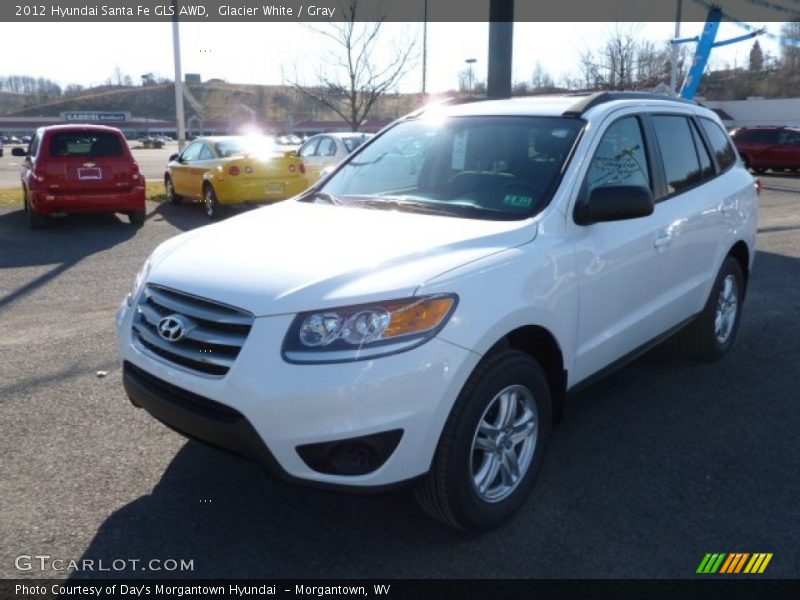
117, 93, 758, 531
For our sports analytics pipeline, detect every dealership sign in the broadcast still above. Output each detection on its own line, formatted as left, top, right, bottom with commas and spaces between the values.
61, 112, 130, 122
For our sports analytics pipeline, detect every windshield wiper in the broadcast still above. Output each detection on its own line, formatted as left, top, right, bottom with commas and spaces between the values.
347, 152, 388, 167
300, 191, 347, 205
348, 197, 464, 217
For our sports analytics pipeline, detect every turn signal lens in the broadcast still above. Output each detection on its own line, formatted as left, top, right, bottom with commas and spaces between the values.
228, 166, 241, 176
383, 298, 455, 339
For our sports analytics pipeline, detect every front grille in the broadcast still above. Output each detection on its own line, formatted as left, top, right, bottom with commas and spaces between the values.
132, 284, 254, 376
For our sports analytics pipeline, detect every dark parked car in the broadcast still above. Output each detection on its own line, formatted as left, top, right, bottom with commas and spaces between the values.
12, 124, 146, 228
730, 125, 800, 174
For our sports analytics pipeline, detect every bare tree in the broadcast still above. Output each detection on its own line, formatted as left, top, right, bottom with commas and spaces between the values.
288, 0, 416, 131
780, 22, 800, 71
577, 26, 682, 91
531, 62, 554, 90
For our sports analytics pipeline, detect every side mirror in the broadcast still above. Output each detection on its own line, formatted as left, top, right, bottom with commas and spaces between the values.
11, 147, 28, 157
575, 185, 654, 226
168, 153, 179, 163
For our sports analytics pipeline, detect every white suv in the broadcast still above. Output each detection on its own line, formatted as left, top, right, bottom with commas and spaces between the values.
117, 93, 758, 531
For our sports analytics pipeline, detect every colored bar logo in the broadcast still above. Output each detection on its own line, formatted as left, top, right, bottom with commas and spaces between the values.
697, 553, 773, 574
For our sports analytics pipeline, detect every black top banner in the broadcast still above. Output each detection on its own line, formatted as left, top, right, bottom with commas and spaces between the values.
2, 0, 799, 22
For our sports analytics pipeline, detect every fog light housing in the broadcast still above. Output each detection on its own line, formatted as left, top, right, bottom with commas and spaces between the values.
296, 430, 403, 476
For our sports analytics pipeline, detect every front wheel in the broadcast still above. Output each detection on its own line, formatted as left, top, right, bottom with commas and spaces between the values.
415, 350, 552, 531
165, 176, 182, 205
677, 256, 745, 361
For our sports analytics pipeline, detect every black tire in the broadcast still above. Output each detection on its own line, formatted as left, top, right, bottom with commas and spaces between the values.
677, 256, 745, 361
415, 350, 552, 532
203, 184, 224, 219
165, 176, 182, 205
127, 210, 146, 226
24, 191, 48, 229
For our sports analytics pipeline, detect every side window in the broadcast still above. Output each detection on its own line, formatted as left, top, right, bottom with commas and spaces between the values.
180, 142, 202, 162
585, 116, 650, 196
778, 130, 800, 145
299, 139, 319, 157
652, 115, 703, 196
318, 137, 337, 157
197, 143, 214, 160
29, 133, 40, 157
700, 118, 737, 172
690, 120, 715, 179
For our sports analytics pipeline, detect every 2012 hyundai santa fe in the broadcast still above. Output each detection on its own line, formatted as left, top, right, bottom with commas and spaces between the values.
117, 92, 758, 531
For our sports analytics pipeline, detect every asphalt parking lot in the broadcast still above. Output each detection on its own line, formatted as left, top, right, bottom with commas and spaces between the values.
1, 182, 798, 579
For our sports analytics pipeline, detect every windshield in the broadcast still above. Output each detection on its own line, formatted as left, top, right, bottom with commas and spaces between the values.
215, 136, 280, 158
317, 116, 583, 220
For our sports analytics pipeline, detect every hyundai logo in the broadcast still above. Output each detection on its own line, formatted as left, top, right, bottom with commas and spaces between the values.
157, 315, 188, 342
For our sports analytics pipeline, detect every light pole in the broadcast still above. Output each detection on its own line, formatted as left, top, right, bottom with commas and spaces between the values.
422, 0, 428, 95
465, 58, 477, 95
172, 0, 186, 150
670, 0, 683, 95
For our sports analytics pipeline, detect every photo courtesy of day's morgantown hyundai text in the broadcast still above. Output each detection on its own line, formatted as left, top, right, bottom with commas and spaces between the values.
116, 92, 758, 531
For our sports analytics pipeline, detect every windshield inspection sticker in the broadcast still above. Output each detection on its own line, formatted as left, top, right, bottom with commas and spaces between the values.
503, 194, 533, 208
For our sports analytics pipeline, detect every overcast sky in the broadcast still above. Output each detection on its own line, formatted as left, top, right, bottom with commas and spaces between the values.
2, 21, 783, 93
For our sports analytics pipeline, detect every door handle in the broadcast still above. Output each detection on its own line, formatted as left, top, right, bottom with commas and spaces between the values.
654, 233, 672, 249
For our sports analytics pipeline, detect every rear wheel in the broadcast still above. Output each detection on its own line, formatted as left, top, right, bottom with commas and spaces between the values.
24, 190, 48, 229
415, 350, 551, 531
165, 176, 182, 205
127, 210, 146, 226
678, 256, 745, 361
204, 185, 224, 219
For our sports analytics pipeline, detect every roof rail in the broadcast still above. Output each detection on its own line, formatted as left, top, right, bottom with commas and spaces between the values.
562, 91, 697, 117
404, 95, 491, 119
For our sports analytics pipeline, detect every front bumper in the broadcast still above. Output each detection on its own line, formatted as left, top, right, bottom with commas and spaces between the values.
117, 301, 480, 488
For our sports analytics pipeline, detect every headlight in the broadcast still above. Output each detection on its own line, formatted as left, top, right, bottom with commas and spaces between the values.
282, 294, 458, 363
125, 256, 152, 307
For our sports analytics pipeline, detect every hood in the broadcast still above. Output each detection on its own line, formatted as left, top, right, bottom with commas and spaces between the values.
148, 200, 537, 316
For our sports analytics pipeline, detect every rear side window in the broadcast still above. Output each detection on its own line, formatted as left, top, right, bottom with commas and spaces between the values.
689, 121, 715, 179
700, 118, 737, 171
48, 132, 124, 158
318, 137, 337, 157
652, 116, 704, 196
735, 129, 778, 144
778, 129, 800, 145
299, 139, 318, 157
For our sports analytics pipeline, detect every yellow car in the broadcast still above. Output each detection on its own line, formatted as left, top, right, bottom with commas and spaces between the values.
164, 135, 310, 218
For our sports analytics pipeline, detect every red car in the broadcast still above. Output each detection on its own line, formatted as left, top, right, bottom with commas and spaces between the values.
12, 124, 146, 228
729, 125, 800, 174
